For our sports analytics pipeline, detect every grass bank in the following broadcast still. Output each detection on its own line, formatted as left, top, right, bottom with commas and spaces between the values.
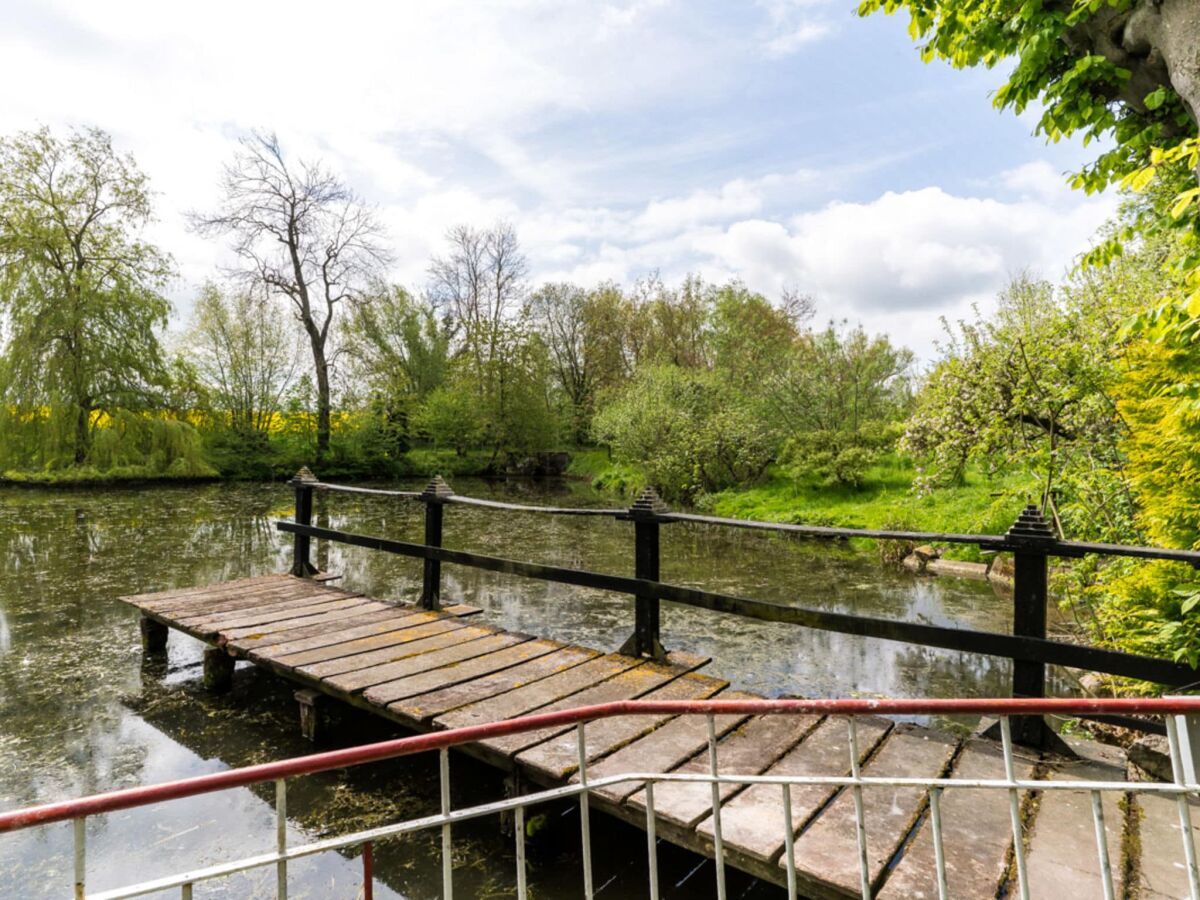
572, 452, 1038, 561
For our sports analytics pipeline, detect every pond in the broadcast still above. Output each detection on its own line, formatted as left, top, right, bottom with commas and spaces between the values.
0, 479, 1069, 898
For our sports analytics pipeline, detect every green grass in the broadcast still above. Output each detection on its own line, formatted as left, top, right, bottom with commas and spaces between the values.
579, 452, 1038, 560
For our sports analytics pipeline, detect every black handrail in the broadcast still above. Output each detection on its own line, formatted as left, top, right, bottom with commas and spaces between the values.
281, 470, 1200, 747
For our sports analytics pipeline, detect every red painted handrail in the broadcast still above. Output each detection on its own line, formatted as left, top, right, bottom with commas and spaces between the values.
2, 696, 1197, 833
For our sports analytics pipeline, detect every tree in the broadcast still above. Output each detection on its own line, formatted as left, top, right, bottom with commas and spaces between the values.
346, 283, 451, 401
528, 282, 594, 442
191, 132, 389, 460
593, 365, 775, 501
428, 222, 527, 378
0, 127, 174, 465
763, 323, 913, 488
184, 282, 300, 439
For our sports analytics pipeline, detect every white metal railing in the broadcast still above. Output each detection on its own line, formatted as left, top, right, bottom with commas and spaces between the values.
5, 698, 1200, 900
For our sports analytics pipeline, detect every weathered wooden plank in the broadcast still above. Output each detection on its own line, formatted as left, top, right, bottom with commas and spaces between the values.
371, 639, 563, 708
218, 601, 393, 642
698, 715, 892, 867
1024, 753, 1126, 897
228, 608, 404, 654
296, 624, 498, 679
327, 632, 530, 695
434, 653, 646, 731
579, 691, 757, 803
475, 652, 711, 761
179, 594, 368, 631
120, 574, 284, 609
1135, 792, 1200, 898
785, 724, 959, 898
624, 712, 825, 832
151, 580, 334, 617
267, 616, 463, 667
878, 740, 1036, 900
514, 671, 728, 783
389, 645, 600, 722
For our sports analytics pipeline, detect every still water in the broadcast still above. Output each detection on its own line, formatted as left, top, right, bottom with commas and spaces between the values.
0, 479, 1053, 898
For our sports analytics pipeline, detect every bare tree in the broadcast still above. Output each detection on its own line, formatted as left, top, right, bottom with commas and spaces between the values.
190, 132, 389, 459
428, 222, 527, 374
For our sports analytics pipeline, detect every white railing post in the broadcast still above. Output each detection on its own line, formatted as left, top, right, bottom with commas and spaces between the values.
1000, 716, 1031, 900
928, 786, 947, 900
577, 723, 594, 900
514, 804, 527, 900
707, 713, 727, 900
275, 779, 288, 900
1166, 714, 1200, 900
645, 782, 660, 900
74, 817, 86, 900
847, 718, 870, 900
440, 748, 453, 900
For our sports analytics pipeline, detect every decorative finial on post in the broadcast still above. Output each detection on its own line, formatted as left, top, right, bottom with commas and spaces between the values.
292, 466, 317, 484
1005, 504, 1056, 545
628, 486, 669, 518
420, 475, 454, 502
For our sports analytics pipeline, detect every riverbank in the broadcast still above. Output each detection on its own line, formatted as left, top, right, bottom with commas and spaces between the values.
572, 450, 1037, 562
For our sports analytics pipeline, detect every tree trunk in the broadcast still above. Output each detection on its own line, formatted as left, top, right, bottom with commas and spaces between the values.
315, 352, 331, 461
305, 326, 331, 462
74, 401, 89, 465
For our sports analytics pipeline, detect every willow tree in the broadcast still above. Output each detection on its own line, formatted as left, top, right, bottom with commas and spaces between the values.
192, 133, 389, 460
0, 127, 174, 465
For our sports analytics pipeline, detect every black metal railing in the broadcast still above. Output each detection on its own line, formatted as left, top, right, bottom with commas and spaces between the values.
278, 468, 1200, 747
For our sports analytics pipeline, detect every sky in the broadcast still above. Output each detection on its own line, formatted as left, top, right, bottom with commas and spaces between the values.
0, 0, 1121, 359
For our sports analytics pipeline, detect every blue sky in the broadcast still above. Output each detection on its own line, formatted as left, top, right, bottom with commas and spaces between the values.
0, 0, 1119, 357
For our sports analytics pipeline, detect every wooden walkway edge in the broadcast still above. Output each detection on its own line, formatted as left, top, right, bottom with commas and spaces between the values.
123, 574, 1198, 898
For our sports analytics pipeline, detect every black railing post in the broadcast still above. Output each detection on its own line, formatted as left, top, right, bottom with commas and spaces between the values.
1006, 504, 1058, 748
619, 488, 669, 661
290, 467, 318, 577
419, 476, 453, 610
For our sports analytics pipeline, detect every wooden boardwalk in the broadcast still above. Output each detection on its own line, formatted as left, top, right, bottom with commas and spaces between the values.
124, 574, 1200, 898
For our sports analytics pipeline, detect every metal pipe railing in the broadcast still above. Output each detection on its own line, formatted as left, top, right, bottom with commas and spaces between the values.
7, 697, 1200, 900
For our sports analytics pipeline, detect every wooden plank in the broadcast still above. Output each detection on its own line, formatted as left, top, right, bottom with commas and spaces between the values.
1024, 753, 1127, 897
878, 739, 1037, 900
179, 593, 368, 631
514, 671, 728, 783
579, 691, 758, 803
120, 574, 284, 609
151, 580, 334, 617
698, 715, 892, 867
228, 608, 404, 654
372, 639, 564, 708
625, 712, 824, 832
389, 645, 600, 722
218, 601, 393, 642
296, 624, 498, 679
785, 724, 959, 897
327, 633, 530, 695
1135, 793, 1200, 898
475, 652, 711, 761
434, 653, 645, 731
268, 616, 464, 667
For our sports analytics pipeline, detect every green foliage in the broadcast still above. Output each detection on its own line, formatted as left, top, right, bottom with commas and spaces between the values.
0, 126, 174, 466
764, 323, 913, 488
414, 383, 486, 456
903, 267, 1153, 540
593, 365, 775, 502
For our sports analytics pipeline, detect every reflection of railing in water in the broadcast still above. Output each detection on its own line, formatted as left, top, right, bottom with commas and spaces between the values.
5, 697, 1200, 900
284, 469, 1200, 748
